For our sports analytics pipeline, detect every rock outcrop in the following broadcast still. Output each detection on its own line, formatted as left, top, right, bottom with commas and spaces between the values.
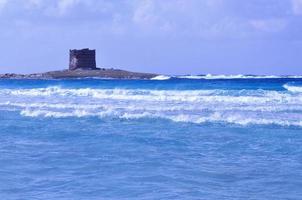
0, 49, 158, 80
0, 69, 157, 80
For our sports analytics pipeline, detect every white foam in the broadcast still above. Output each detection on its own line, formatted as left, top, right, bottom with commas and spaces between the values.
20, 108, 113, 118
177, 74, 302, 80
203, 74, 280, 79
177, 75, 205, 79
284, 84, 302, 93
3, 87, 302, 104
18, 108, 302, 127
1, 86, 302, 127
151, 75, 171, 80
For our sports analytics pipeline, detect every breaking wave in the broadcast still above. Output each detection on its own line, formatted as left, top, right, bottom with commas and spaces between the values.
151, 75, 171, 80
177, 74, 302, 80
18, 109, 302, 127
150, 74, 302, 80
284, 84, 302, 93
1, 86, 302, 127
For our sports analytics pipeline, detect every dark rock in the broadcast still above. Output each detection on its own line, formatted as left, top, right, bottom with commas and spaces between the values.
69, 48, 96, 70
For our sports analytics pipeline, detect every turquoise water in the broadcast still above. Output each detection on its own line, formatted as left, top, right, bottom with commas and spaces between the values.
0, 77, 302, 199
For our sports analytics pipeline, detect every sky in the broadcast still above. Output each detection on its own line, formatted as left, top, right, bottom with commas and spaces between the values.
0, 0, 302, 75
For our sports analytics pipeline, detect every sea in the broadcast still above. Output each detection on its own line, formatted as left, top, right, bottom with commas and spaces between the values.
0, 75, 302, 200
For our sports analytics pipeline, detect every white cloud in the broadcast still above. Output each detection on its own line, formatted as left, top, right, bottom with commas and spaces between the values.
57, 0, 80, 15
23, 0, 44, 10
292, 0, 302, 15
0, 0, 8, 11
28, 0, 42, 6
0, 0, 297, 39
130, 0, 251, 38
132, 0, 158, 27
250, 19, 287, 32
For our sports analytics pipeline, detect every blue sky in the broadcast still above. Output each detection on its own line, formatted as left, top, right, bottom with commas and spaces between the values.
0, 0, 302, 75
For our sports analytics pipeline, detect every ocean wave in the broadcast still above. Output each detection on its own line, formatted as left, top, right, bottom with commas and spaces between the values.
169, 113, 302, 127
177, 74, 302, 80
177, 75, 205, 79
3, 101, 302, 113
20, 109, 91, 118
283, 84, 302, 93
118, 112, 302, 127
19, 108, 302, 127
1, 86, 302, 127
151, 75, 171, 80
2, 87, 302, 104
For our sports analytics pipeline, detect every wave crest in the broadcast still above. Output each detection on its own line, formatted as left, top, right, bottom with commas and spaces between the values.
1, 86, 302, 127
151, 75, 171, 80
19, 108, 302, 127
178, 74, 302, 80
284, 84, 302, 93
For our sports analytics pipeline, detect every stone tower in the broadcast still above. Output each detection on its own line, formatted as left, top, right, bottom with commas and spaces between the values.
69, 48, 97, 70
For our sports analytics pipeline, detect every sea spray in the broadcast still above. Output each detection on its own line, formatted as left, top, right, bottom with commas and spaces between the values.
1, 80, 302, 127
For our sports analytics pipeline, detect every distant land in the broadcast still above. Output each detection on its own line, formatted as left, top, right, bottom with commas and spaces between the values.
2, 49, 300, 80
0, 48, 158, 80
0, 68, 158, 80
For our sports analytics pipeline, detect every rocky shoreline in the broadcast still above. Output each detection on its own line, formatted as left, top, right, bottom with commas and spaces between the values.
0, 68, 158, 80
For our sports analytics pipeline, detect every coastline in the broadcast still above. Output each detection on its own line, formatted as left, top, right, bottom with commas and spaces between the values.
0, 68, 158, 80
1, 70, 302, 80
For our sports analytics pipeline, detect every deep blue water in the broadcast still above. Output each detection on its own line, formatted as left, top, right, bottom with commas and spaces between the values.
0, 77, 302, 199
